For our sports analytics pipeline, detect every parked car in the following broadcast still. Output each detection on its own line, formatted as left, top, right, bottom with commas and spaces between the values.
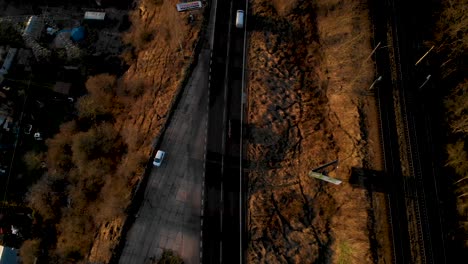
153, 150, 165, 167
34, 132, 43, 141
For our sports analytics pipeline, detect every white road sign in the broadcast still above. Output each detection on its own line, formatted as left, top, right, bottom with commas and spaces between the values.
176, 1, 202, 12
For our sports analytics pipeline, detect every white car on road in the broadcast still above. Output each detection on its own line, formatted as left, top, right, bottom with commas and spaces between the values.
153, 150, 165, 167
236, 10, 244, 28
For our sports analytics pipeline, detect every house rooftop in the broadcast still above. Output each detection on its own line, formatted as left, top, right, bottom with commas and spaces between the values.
84, 11, 106, 20
53, 82, 71, 95
0, 245, 18, 264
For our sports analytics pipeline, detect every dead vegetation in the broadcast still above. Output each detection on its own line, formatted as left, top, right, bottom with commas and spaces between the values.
247, 0, 389, 263
19, 0, 204, 262
434, 0, 468, 79
434, 0, 468, 252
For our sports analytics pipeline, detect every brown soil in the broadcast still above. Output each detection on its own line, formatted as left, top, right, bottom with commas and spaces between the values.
246, 0, 392, 263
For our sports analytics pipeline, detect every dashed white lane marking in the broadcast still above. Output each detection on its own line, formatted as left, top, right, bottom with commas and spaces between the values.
200, 50, 212, 264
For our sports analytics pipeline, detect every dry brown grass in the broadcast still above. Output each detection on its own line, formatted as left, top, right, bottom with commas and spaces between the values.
271, 0, 298, 16
315, 1, 378, 261
116, 0, 203, 155
247, 0, 386, 263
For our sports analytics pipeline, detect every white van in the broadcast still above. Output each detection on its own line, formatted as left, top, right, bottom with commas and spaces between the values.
236, 10, 244, 28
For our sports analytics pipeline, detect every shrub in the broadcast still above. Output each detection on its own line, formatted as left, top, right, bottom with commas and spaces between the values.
71, 123, 124, 167
23, 151, 46, 173
86, 74, 118, 97
55, 209, 94, 261
27, 177, 62, 221
157, 249, 184, 264
46, 122, 76, 174
446, 140, 468, 176
19, 239, 41, 264
76, 95, 113, 122
444, 79, 468, 134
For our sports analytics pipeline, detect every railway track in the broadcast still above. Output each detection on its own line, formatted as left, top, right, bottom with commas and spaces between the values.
372, 0, 441, 263
388, 0, 440, 262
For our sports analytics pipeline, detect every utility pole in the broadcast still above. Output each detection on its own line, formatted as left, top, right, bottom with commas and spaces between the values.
368, 76, 382, 90
415, 45, 434, 66
418, 74, 431, 90
366, 42, 381, 61
308, 160, 342, 185
311, 159, 338, 172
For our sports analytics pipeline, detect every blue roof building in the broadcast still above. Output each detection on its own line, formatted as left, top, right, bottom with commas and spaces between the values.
0, 48, 17, 75
23, 16, 43, 40
0, 245, 18, 264
71, 27, 85, 42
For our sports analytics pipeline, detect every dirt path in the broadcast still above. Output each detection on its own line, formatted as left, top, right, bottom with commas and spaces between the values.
246, 1, 392, 263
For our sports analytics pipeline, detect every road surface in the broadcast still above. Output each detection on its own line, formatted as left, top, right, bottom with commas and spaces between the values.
202, 0, 247, 263
118, 6, 216, 263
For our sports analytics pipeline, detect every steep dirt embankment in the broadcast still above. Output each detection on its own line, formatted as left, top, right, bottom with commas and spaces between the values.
247, 0, 390, 263
88, 0, 203, 262
117, 1, 202, 156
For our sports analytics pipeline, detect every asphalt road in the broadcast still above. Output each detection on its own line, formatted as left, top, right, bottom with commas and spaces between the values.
118, 25, 212, 264
203, 0, 247, 263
